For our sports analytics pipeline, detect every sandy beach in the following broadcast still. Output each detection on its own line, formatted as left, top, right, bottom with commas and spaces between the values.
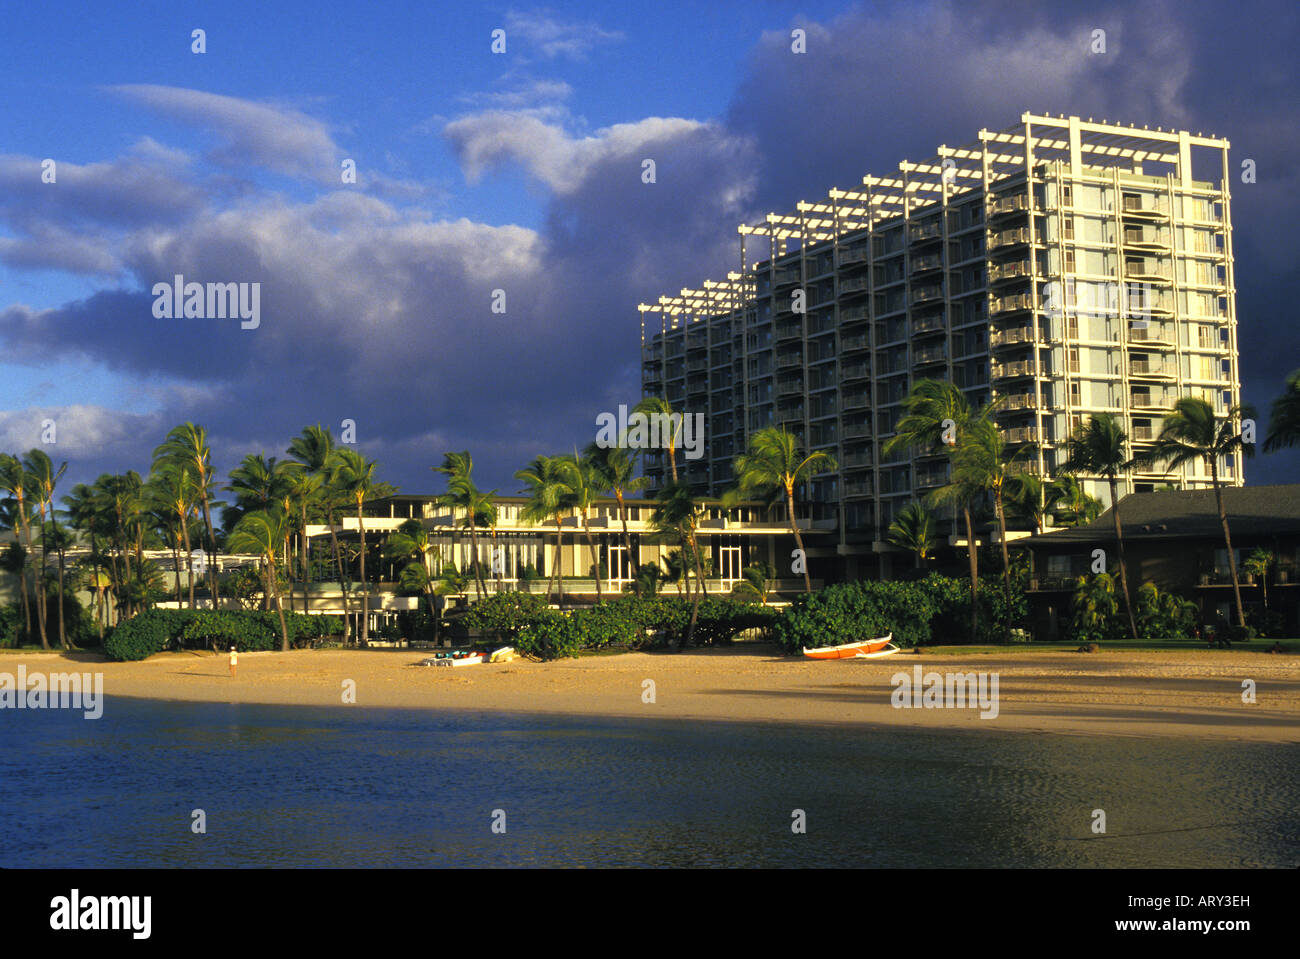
6, 644, 1298, 743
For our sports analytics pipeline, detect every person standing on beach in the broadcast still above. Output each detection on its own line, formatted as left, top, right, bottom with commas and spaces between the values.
229, 645, 238, 677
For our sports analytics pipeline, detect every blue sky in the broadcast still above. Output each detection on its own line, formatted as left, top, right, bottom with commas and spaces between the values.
1, 0, 1298, 496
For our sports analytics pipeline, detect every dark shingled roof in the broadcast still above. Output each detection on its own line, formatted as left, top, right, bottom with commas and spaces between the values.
1023, 484, 1300, 547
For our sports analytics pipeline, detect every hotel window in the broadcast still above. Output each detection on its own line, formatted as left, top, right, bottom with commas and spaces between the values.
1068, 348, 1080, 373
1069, 381, 1081, 405
1062, 216, 1075, 241
1064, 249, 1076, 273
1061, 184, 1073, 207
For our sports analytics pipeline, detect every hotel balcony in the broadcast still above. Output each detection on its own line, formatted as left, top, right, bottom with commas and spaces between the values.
912, 313, 946, 335
1130, 358, 1176, 380
916, 467, 949, 489
841, 332, 869, 352
843, 390, 871, 410
844, 422, 873, 440
909, 221, 943, 243
1130, 393, 1169, 411
776, 377, 803, 396
911, 285, 945, 305
990, 292, 1034, 314
775, 352, 802, 369
1121, 195, 1170, 219
990, 227, 1034, 249
841, 360, 871, 380
1131, 424, 1156, 442
839, 247, 869, 265
1121, 227, 1171, 250
914, 345, 947, 365
992, 360, 1038, 379
1001, 426, 1041, 444
988, 193, 1031, 217
840, 305, 870, 323
911, 252, 943, 273
989, 260, 1032, 283
1124, 262, 1172, 283
839, 276, 870, 296
990, 326, 1042, 348
999, 392, 1039, 411
774, 266, 800, 286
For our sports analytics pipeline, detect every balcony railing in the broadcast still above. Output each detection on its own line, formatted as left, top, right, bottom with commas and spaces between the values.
999, 393, 1038, 411
990, 327, 1040, 347
909, 221, 942, 242
911, 252, 943, 273
992, 360, 1037, 378
989, 260, 1032, 282
841, 333, 869, 351
914, 346, 947, 364
776, 352, 802, 369
1130, 393, 1167, 410
911, 285, 944, 304
840, 306, 869, 323
1001, 426, 1041, 444
989, 193, 1030, 216
991, 293, 1034, 313
990, 227, 1033, 248
913, 314, 946, 334
839, 276, 870, 295
839, 247, 868, 265
1130, 359, 1174, 377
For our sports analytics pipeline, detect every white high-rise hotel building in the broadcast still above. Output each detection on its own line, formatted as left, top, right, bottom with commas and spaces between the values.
639, 114, 1241, 578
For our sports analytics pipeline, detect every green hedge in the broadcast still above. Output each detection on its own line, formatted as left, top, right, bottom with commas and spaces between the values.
771, 573, 1028, 654
103, 609, 344, 661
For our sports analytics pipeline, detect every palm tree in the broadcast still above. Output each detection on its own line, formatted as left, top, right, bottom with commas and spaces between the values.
0, 458, 35, 642
651, 480, 707, 649
385, 519, 438, 618
584, 441, 649, 593
731, 426, 837, 594
1243, 548, 1274, 613
887, 502, 937, 569
1059, 414, 1140, 640
558, 451, 607, 602
885, 379, 998, 639
63, 483, 112, 635
730, 562, 775, 605
1048, 474, 1104, 528
951, 421, 1028, 635
434, 452, 489, 600
1143, 396, 1256, 628
634, 396, 683, 485
1008, 473, 1049, 534
23, 449, 67, 649
926, 467, 986, 643
1263, 369, 1300, 453
515, 454, 571, 604
154, 423, 220, 604
329, 448, 386, 646
284, 469, 322, 614
289, 425, 351, 642
146, 465, 198, 608
227, 509, 293, 651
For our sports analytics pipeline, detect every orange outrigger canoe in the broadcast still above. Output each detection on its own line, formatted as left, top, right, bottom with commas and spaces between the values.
802, 634, 898, 660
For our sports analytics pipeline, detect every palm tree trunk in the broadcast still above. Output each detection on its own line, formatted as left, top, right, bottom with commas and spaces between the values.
198, 483, 220, 605
1210, 460, 1247, 628
357, 507, 369, 647
300, 505, 311, 615
34, 507, 49, 649
467, 520, 485, 600
326, 505, 352, 644
681, 528, 704, 650
17, 551, 32, 642
267, 557, 290, 652
616, 490, 639, 595
56, 544, 67, 649
1108, 476, 1140, 640
180, 512, 196, 609
172, 543, 183, 604
546, 518, 562, 603
995, 489, 1011, 642
786, 487, 812, 594
964, 506, 978, 644
581, 511, 603, 602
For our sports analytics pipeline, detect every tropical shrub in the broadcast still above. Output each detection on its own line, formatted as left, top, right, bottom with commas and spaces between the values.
463, 591, 552, 643
103, 609, 178, 661
1133, 583, 1197, 639
1068, 573, 1125, 643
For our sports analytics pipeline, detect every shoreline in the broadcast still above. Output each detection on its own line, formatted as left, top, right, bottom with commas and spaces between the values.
5, 646, 1298, 743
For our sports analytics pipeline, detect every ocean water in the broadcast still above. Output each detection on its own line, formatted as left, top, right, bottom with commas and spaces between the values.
1, 696, 1297, 868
